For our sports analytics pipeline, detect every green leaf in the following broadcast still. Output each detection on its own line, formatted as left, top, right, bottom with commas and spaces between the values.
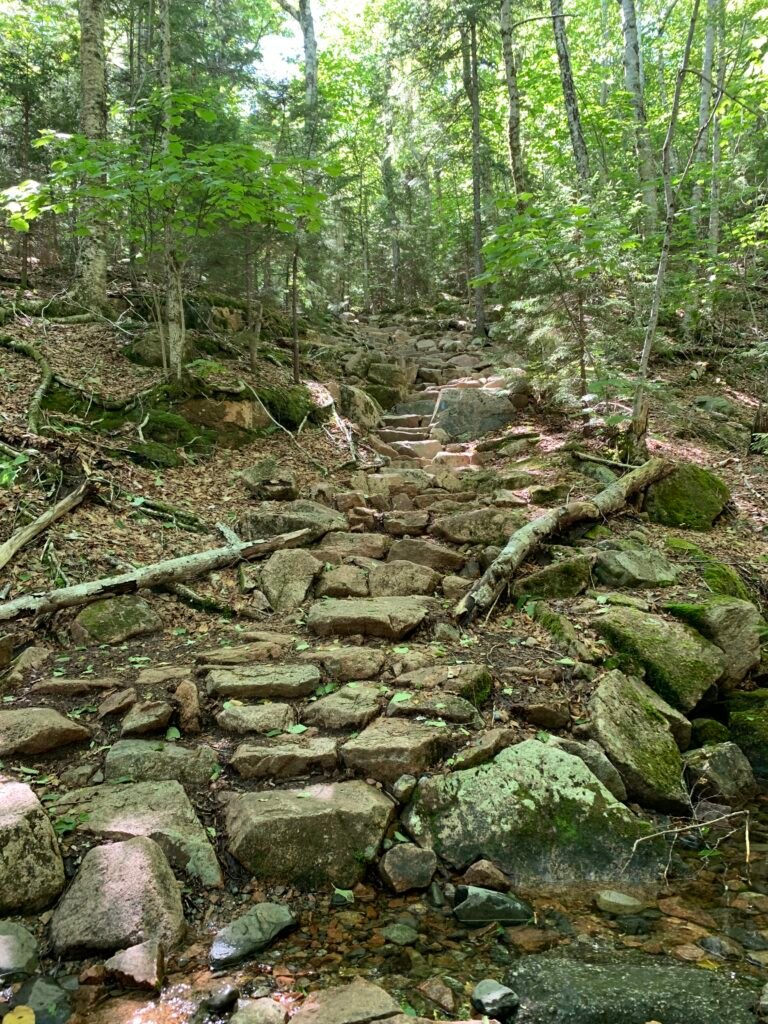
391, 691, 412, 704
287, 723, 308, 734
165, 726, 181, 742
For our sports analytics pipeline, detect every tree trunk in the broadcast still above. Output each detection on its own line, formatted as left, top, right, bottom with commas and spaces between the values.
461, 16, 487, 337
291, 244, 300, 385
550, 0, 591, 187
692, 0, 717, 234
707, 0, 726, 259
75, 0, 108, 310
500, 0, 526, 197
381, 76, 403, 307
618, 0, 659, 234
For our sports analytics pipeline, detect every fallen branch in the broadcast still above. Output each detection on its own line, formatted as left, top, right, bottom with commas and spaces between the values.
0, 527, 311, 623
0, 335, 53, 434
454, 457, 672, 623
0, 480, 91, 575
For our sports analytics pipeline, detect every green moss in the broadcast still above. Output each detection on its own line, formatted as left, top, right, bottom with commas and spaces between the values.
515, 555, 593, 599
186, 358, 229, 379
257, 384, 314, 429
729, 709, 768, 775
363, 384, 402, 410
119, 441, 183, 467
645, 464, 730, 530
456, 669, 493, 708
664, 538, 752, 601
691, 718, 730, 746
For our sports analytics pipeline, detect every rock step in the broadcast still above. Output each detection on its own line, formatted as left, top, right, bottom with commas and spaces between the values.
376, 427, 432, 443
380, 413, 424, 428
388, 439, 443, 461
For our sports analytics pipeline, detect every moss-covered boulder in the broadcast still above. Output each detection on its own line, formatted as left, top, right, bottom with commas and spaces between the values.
595, 606, 724, 711
594, 544, 676, 589
726, 691, 768, 776
644, 464, 730, 530
338, 384, 381, 430
514, 554, 594, 599
690, 718, 730, 747
665, 538, 753, 601
663, 596, 762, 688
403, 739, 665, 888
586, 671, 688, 811
364, 384, 403, 410
71, 596, 162, 646
236, 500, 346, 543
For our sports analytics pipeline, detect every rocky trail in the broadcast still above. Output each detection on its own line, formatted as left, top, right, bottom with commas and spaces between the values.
2, 313, 768, 1024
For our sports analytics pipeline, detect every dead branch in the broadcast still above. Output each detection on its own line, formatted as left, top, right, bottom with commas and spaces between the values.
454, 457, 672, 623
0, 528, 311, 623
0, 480, 91, 575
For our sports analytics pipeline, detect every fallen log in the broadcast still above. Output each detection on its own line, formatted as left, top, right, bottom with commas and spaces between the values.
454, 457, 672, 624
0, 528, 311, 623
0, 480, 91, 574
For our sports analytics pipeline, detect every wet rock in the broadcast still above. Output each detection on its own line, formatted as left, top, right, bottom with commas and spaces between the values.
316, 564, 370, 598
121, 699, 173, 736
303, 682, 382, 729
388, 537, 466, 572
514, 554, 594, 599
291, 977, 401, 1024
216, 703, 295, 735
341, 718, 448, 783
209, 903, 296, 968
417, 977, 455, 1013
595, 890, 646, 915
52, 780, 223, 886
174, 679, 201, 734
307, 596, 433, 640
433, 508, 524, 546
71, 594, 162, 644
0, 782, 64, 913
380, 922, 419, 945
105, 739, 219, 789
463, 859, 510, 892
231, 737, 338, 778
594, 545, 676, 588
225, 781, 393, 888
316, 531, 391, 560
595, 606, 724, 711
232, 997, 288, 1024
237, 500, 346, 542
299, 646, 386, 681
471, 979, 520, 1022
261, 549, 323, 612
207, 663, 320, 699
403, 740, 664, 887
379, 843, 437, 892
240, 459, 297, 500
664, 596, 762, 688
105, 938, 165, 990
13, 976, 71, 1024
586, 670, 688, 811
698, 934, 744, 960
368, 560, 440, 597
645, 463, 730, 530
0, 708, 90, 755
0, 921, 39, 980
51, 837, 185, 955
547, 737, 627, 801
683, 742, 757, 806
454, 885, 533, 926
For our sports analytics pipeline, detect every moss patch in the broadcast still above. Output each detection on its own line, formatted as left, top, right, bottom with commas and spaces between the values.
645, 464, 730, 530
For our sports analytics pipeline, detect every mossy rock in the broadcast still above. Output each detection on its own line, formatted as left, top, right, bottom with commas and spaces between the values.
256, 385, 314, 429
515, 555, 594, 599
729, 709, 768, 776
690, 718, 730, 747
644, 464, 730, 530
71, 595, 162, 645
665, 537, 752, 602
364, 384, 403, 410
119, 441, 183, 468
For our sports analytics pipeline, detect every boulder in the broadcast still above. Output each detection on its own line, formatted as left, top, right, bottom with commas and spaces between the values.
303, 683, 382, 730
514, 555, 594, 599
385, 691, 483, 727
298, 646, 386, 681
683, 742, 758, 806
396, 663, 493, 706
341, 718, 449, 783
240, 459, 298, 500
209, 903, 296, 968
594, 545, 676, 588
664, 596, 762, 688
207, 663, 320, 699
379, 843, 437, 892
105, 939, 165, 991
216, 703, 295, 735
315, 532, 391, 560
433, 388, 516, 441
0, 708, 90, 755
644, 464, 730, 530
225, 781, 393, 888
433, 508, 523, 546
586, 671, 688, 811
121, 700, 173, 736
237, 500, 346, 542
307, 596, 432, 640
231, 737, 338, 778
595, 606, 724, 711
52, 780, 222, 886
290, 978, 400, 1024
316, 565, 370, 598
388, 538, 465, 572
0, 782, 64, 913
547, 737, 627, 801
261, 549, 323, 612
339, 384, 382, 430
0, 922, 38, 981
368, 560, 440, 597
71, 595, 162, 644
728, 692, 768, 776
105, 739, 219, 789
403, 740, 664, 887
51, 837, 185, 955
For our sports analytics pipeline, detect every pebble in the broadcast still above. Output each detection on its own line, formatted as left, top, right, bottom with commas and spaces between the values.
595, 890, 646, 916
471, 978, 520, 1022
380, 923, 419, 946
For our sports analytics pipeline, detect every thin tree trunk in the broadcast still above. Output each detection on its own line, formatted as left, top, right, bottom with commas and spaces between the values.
692, 0, 717, 234
600, 0, 611, 106
461, 16, 487, 337
75, 0, 108, 309
550, 0, 591, 187
381, 84, 403, 307
618, 0, 659, 234
19, 94, 31, 292
500, 0, 526, 197
291, 244, 300, 384
707, 0, 726, 260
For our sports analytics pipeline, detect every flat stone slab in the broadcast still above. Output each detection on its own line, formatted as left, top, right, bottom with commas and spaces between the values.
298, 646, 386, 681
291, 978, 401, 1024
231, 737, 338, 778
385, 692, 483, 728
210, 903, 296, 968
0, 708, 90, 756
237, 500, 346, 541
303, 683, 383, 730
207, 664, 320, 699
216, 703, 295, 735
397, 663, 493, 705
315, 532, 392, 560
104, 739, 220, 789
341, 718, 449, 783
53, 779, 223, 887
368, 560, 440, 598
388, 538, 465, 572
0, 921, 38, 980
225, 781, 393, 889
307, 597, 432, 640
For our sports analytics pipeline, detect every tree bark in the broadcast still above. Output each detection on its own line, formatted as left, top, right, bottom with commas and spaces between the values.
0, 482, 91, 574
75, 0, 108, 309
692, 0, 717, 234
550, 0, 591, 186
500, 0, 526, 197
454, 457, 672, 622
707, 0, 726, 259
461, 15, 487, 336
380, 73, 403, 307
0, 529, 312, 623
618, 0, 659, 234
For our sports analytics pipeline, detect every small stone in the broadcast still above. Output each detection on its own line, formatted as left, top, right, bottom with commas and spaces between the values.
391, 774, 417, 802
174, 679, 201, 734
209, 903, 296, 968
380, 922, 418, 946
379, 843, 437, 892
595, 890, 647, 916
121, 700, 173, 736
105, 938, 165, 990
463, 859, 509, 892
216, 703, 295, 735
417, 976, 455, 1013
0, 921, 38, 980
5, 644, 52, 685
14, 976, 71, 1024
97, 687, 137, 719
454, 886, 533, 926
523, 700, 570, 729
471, 978, 520, 1022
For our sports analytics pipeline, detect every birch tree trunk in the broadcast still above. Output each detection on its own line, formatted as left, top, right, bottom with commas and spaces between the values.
550, 0, 591, 187
381, 73, 403, 307
461, 15, 487, 337
708, 0, 726, 259
500, 0, 526, 197
75, 0, 108, 310
692, 0, 717, 234
618, 0, 659, 234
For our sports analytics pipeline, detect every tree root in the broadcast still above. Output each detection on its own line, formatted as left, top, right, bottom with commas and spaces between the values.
0, 335, 53, 435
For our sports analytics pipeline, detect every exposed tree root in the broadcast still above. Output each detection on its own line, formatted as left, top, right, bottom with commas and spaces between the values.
0, 334, 53, 435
